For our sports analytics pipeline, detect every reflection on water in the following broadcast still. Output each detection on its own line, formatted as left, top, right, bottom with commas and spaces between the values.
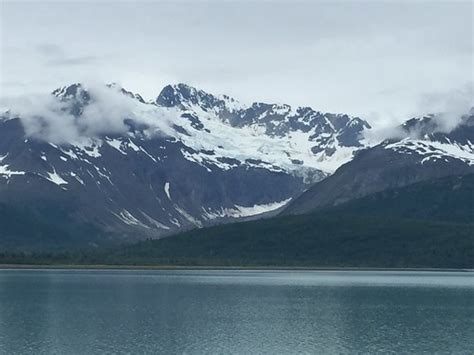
0, 270, 473, 354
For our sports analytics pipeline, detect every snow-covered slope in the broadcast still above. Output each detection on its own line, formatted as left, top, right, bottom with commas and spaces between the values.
154, 83, 371, 175
383, 114, 474, 166
0, 83, 371, 247
283, 112, 474, 215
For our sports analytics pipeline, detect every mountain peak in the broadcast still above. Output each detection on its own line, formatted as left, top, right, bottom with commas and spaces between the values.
53, 82, 146, 105
52, 83, 89, 101
400, 110, 474, 140
106, 83, 145, 103
155, 83, 230, 111
155, 83, 246, 113
51, 83, 90, 116
155, 84, 186, 107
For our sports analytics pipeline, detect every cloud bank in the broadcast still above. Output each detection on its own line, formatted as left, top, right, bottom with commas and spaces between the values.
2, 84, 161, 144
1, 0, 471, 126
419, 83, 474, 133
2, 82, 472, 147
363, 83, 474, 144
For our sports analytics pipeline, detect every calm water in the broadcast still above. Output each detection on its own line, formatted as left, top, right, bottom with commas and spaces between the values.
0, 269, 473, 354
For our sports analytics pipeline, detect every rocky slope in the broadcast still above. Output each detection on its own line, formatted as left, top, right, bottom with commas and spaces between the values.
283, 111, 474, 215
86, 174, 474, 268
0, 83, 370, 248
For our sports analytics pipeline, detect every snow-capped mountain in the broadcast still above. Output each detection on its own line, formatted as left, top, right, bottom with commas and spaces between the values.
152, 83, 371, 174
283, 112, 474, 215
0, 83, 370, 248
384, 113, 474, 166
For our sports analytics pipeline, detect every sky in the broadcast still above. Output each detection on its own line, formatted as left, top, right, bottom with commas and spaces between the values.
0, 0, 473, 127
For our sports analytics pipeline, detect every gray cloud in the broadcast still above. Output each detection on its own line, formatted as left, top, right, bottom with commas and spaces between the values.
3, 84, 174, 144
419, 83, 474, 133
47, 56, 98, 66
1, 1, 472, 127
35, 43, 98, 67
36, 44, 64, 56
363, 83, 474, 143
3, 85, 135, 144
2, 80, 471, 147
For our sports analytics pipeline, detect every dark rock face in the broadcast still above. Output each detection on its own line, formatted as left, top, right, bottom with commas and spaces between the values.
0, 118, 305, 248
156, 84, 225, 111
283, 114, 474, 215
0, 83, 371, 248
52, 83, 91, 117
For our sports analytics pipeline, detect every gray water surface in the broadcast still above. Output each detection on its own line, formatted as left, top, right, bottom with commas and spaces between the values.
0, 269, 473, 354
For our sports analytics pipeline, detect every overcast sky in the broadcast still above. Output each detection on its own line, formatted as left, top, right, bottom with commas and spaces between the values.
1, 0, 473, 126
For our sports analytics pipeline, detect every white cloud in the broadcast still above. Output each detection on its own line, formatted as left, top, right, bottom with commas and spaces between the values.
418, 83, 474, 133
4, 94, 80, 144
1, 1, 472, 127
3, 84, 140, 144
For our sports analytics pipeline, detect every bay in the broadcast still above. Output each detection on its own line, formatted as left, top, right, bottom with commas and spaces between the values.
0, 269, 473, 354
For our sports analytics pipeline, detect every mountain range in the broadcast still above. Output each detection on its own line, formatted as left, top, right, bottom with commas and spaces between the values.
0, 82, 472, 252
283, 111, 474, 214
0, 82, 370, 249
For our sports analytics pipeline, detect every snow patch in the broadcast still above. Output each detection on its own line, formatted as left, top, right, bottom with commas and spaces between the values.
0, 165, 25, 178
46, 170, 68, 186
174, 205, 202, 227
139, 146, 158, 162
385, 139, 474, 166
127, 139, 141, 152
70, 172, 84, 185
203, 198, 291, 219
113, 209, 150, 229
164, 182, 171, 199
106, 138, 127, 155
140, 211, 171, 230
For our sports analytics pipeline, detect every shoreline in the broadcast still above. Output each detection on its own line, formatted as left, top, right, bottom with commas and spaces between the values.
0, 264, 472, 272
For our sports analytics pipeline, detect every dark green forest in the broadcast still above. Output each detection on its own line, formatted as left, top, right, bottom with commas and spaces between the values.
1, 174, 473, 268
